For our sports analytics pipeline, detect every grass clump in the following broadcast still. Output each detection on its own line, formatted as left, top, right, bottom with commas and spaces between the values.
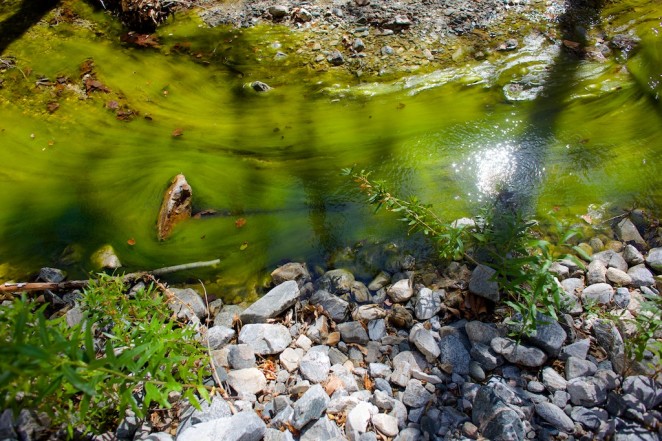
0, 274, 209, 438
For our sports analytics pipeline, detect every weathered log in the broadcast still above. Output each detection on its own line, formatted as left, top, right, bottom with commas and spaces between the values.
0, 258, 220, 294
157, 174, 192, 240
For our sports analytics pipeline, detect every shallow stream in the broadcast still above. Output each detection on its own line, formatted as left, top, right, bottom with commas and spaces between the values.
1, 0, 660, 300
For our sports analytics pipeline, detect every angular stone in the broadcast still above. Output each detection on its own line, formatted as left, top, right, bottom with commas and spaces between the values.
372, 413, 399, 437
351, 281, 371, 303
559, 338, 590, 361
346, 402, 378, 441
240, 281, 299, 324
561, 277, 584, 296
227, 368, 267, 395
91, 244, 122, 269
473, 383, 525, 441
169, 288, 206, 320
621, 375, 662, 410
570, 406, 608, 430
387, 278, 413, 303
535, 402, 575, 432
567, 377, 607, 406
271, 262, 310, 286
628, 264, 655, 287
402, 379, 432, 408
352, 305, 387, 322
409, 326, 440, 362
299, 348, 331, 383
542, 367, 567, 392
582, 283, 614, 305
414, 288, 442, 320
470, 342, 501, 370
587, 259, 607, 285
338, 321, 369, 345
623, 244, 645, 265
614, 287, 631, 308
608, 252, 629, 272
292, 384, 330, 430
592, 319, 625, 374
227, 344, 256, 369
206, 326, 235, 350
368, 271, 391, 292
214, 305, 243, 328
468, 264, 499, 302
264, 428, 295, 441
177, 396, 232, 436
300, 416, 342, 441
309, 290, 350, 323
156, 174, 192, 241
439, 334, 470, 375
238, 324, 292, 355
615, 218, 646, 247
520, 312, 566, 357
368, 319, 386, 341
491, 337, 547, 367
279, 347, 301, 372
465, 321, 500, 345
178, 411, 266, 441
565, 356, 597, 380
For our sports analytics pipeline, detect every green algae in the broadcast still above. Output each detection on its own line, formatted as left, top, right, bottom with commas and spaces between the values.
0, 1, 661, 298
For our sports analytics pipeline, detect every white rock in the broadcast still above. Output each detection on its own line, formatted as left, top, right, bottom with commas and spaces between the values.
372, 413, 399, 437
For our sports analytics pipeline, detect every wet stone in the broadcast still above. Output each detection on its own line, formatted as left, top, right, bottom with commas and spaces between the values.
271, 262, 310, 287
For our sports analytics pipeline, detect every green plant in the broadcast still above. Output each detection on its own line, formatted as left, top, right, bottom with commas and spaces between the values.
0, 274, 210, 438
343, 168, 578, 336
622, 292, 662, 377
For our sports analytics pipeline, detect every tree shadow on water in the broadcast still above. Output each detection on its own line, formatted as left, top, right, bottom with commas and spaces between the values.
0, 0, 60, 55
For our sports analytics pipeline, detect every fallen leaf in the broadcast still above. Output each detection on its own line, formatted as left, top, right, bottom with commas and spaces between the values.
46, 102, 59, 113
127, 238, 136, 246
106, 100, 119, 110
240, 242, 248, 250
172, 127, 183, 137
581, 214, 593, 224
363, 374, 374, 391
235, 218, 247, 228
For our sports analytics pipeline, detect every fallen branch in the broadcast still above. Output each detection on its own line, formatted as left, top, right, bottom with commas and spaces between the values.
0, 258, 221, 293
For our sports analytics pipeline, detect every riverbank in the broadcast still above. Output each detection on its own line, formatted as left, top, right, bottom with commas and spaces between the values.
2, 210, 661, 440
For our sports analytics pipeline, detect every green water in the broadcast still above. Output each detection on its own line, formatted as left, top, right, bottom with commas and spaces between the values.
1, 1, 661, 299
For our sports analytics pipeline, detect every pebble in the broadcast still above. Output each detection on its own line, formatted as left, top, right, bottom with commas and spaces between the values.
238, 323, 292, 355
535, 402, 575, 432
468, 264, 500, 302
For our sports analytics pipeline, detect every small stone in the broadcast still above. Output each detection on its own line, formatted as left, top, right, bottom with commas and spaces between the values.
368, 271, 391, 291
565, 356, 597, 380
582, 283, 614, 305
296, 334, 313, 351
623, 244, 645, 265
470, 342, 502, 370
469, 264, 499, 302
439, 334, 471, 375
491, 337, 547, 367
177, 396, 232, 435
646, 248, 662, 273
561, 278, 584, 296
570, 406, 608, 430
559, 339, 590, 361
549, 262, 570, 280
520, 312, 566, 357
227, 344, 256, 369
592, 319, 626, 374
587, 259, 607, 284
409, 326, 440, 362
469, 361, 486, 381
387, 278, 414, 303
527, 381, 545, 394
621, 375, 662, 410
567, 377, 607, 406
317, 269, 355, 294
615, 218, 646, 247
299, 348, 331, 383
606, 267, 632, 286
271, 262, 310, 286
351, 281, 371, 303
169, 288, 206, 320
227, 368, 267, 395
353, 38, 365, 52
251, 81, 271, 92
292, 384, 330, 430
368, 319, 386, 341
346, 402, 378, 440
300, 416, 342, 441
238, 324, 292, 355
338, 321, 369, 345
214, 305, 243, 328
327, 50, 345, 66
465, 321, 500, 345
535, 402, 575, 432
352, 305, 387, 321
279, 347, 301, 372
372, 413, 398, 437
310, 290, 350, 323
414, 287, 442, 320
206, 326, 235, 350
402, 379, 432, 408
240, 281, 299, 324
614, 287, 631, 308
91, 244, 121, 269
268, 5, 288, 19
264, 428, 294, 441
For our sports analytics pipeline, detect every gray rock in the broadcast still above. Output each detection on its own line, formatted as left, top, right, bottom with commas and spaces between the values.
227, 368, 267, 395
317, 269, 355, 294
609, 252, 629, 272
352, 305, 386, 322
271, 262, 310, 286
470, 342, 502, 370
300, 416, 343, 441
527, 381, 545, 394
607, 267, 632, 286
567, 377, 607, 406
646, 247, 662, 273
552, 390, 570, 408
338, 321, 369, 345
570, 406, 608, 430
238, 324, 292, 355
439, 334, 471, 375
520, 312, 566, 357
559, 338, 590, 360
169, 288, 206, 320
279, 347, 301, 372
206, 326, 235, 350
327, 50, 345, 66
402, 379, 432, 408
368, 271, 391, 291
465, 321, 500, 345
66, 306, 84, 328
38, 267, 66, 283
372, 413, 399, 437
251, 81, 271, 92
473, 383, 525, 441
469, 361, 486, 381
387, 278, 413, 303
468, 264, 499, 302
414, 288, 442, 320
346, 402, 377, 441
368, 319, 386, 341
410, 326, 440, 362
542, 366, 568, 392
549, 262, 570, 280
351, 281, 371, 303
491, 337, 547, 367
91, 244, 121, 270
214, 305, 244, 328
268, 5, 288, 19
292, 384, 330, 429
240, 281, 299, 324
178, 411, 266, 441
264, 428, 295, 441
615, 218, 646, 247
614, 287, 631, 308
177, 396, 232, 436
535, 402, 575, 432
623, 244, 645, 265
15, 410, 48, 441
310, 290, 350, 323
582, 283, 614, 305
593, 319, 625, 374
561, 278, 584, 296
621, 375, 662, 410
0, 409, 17, 441
628, 264, 655, 287
299, 348, 331, 383
565, 356, 597, 380
227, 344, 256, 369
587, 259, 607, 284
143, 433, 174, 441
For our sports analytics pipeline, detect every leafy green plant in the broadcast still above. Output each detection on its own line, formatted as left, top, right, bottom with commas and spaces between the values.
0, 274, 210, 437
622, 292, 662, 377
343, 168, 580, 336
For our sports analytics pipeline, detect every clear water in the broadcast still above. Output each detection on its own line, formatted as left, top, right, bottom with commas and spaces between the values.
1, 0, 661, 299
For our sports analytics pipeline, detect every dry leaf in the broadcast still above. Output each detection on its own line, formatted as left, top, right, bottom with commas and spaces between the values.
324, 376, 344, 395
127, 238, 136, 246
363, 373, 374, 391
172, 127, 183, 137
235, 218, 247, 228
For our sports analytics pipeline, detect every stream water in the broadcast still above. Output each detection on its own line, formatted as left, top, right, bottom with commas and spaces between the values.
1, 1, 661, 300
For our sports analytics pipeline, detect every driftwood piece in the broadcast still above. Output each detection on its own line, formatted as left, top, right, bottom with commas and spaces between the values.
0, 258, 221, 294
157, 174, 192, 240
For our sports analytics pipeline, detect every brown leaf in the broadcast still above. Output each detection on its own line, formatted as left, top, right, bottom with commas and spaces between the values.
363, 373, 374, 391
172, 127, 183, 137
46, 102, 59, 113
235, 218, 247, 228
324, 376, 344, 395
127, 238, 136, 246
106, 100, 119, 110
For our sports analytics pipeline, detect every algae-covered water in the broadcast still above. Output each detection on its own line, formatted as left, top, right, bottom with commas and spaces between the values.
1, 1, 661, 299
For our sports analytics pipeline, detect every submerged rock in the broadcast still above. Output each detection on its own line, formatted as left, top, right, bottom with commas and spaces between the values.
157, 174, 192, 240
91, 244, 122, 269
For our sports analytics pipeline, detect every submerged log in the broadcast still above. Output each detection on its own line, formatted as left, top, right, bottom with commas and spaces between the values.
157, 174, 192, 240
